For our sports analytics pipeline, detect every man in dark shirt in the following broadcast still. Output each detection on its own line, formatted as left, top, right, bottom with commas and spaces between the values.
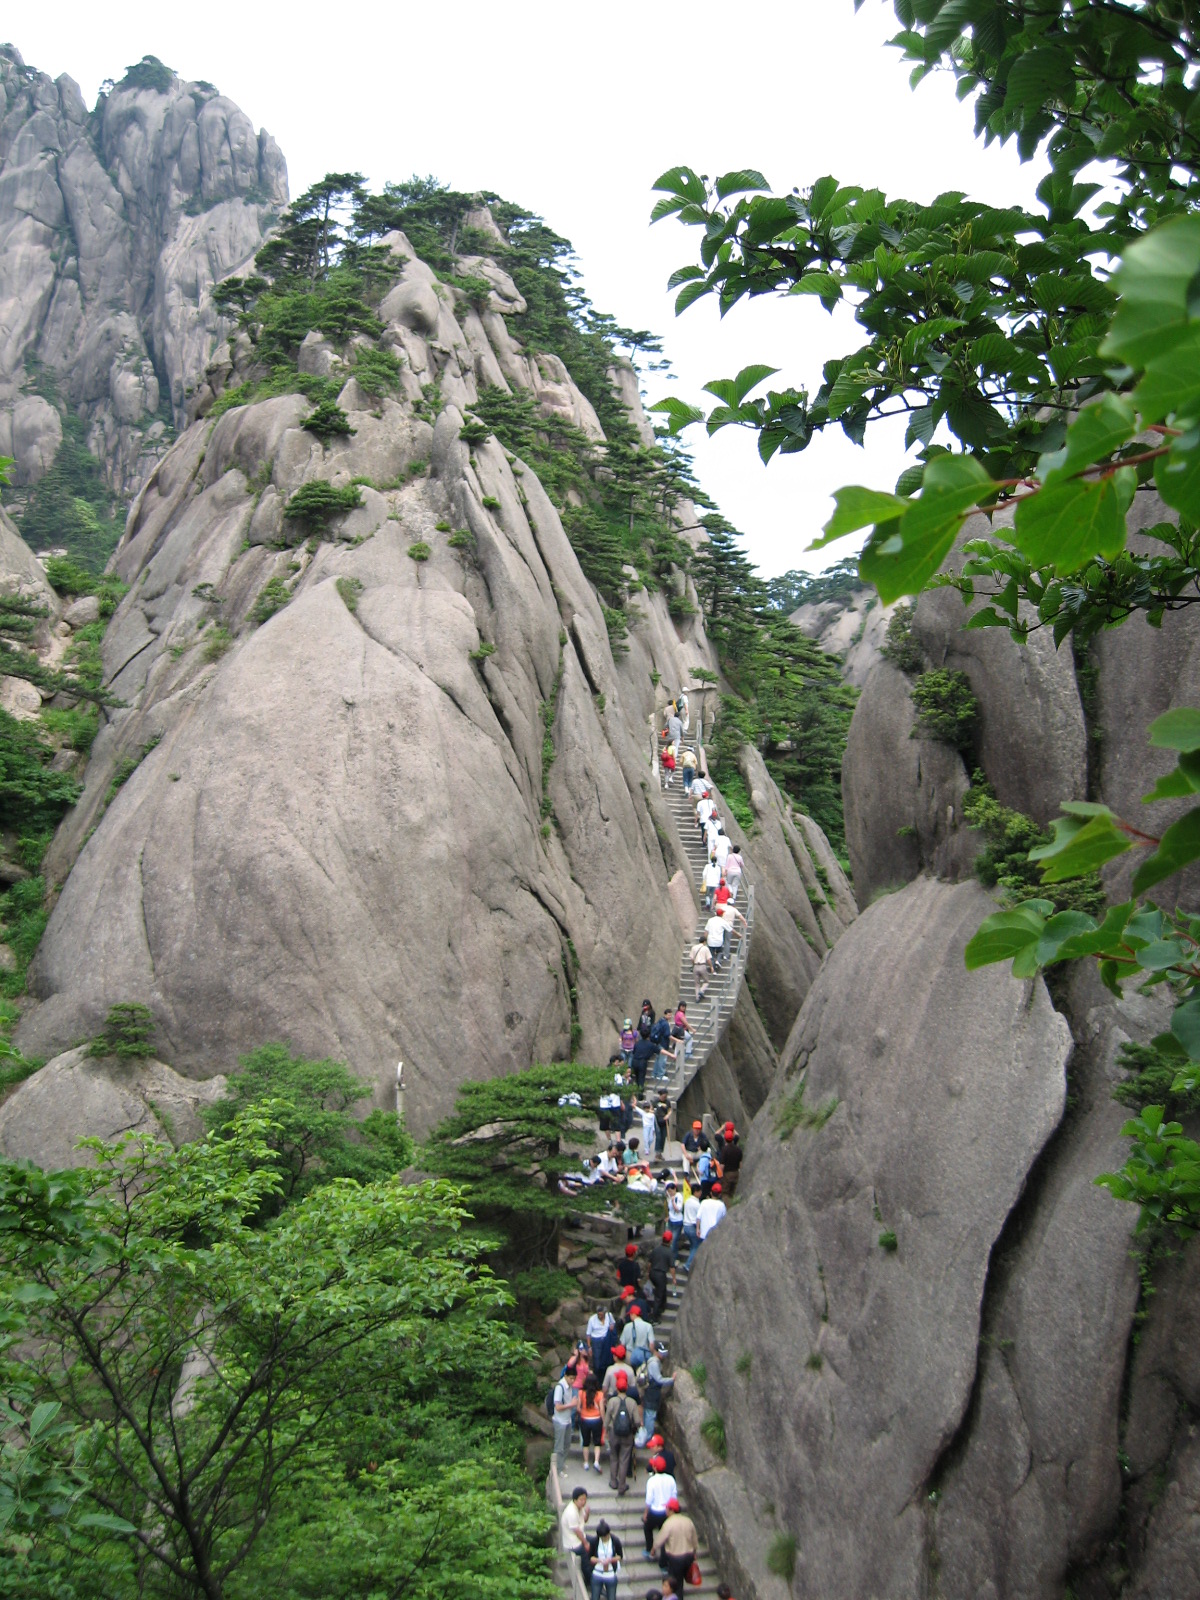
631, 1032, 659, 1092
647, 1231, 674, 1321
617, 1242, 642, 1293
716, 1121, 743, 1195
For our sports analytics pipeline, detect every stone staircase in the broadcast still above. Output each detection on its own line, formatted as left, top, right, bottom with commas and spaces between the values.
654, 737, 755, 1114
548, 1157, 723, 1599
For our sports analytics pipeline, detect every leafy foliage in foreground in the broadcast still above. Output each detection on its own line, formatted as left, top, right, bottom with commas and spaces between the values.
0, 1110, 548, 1600
652, 3, 1200, 642
657, 2, 1200, 1235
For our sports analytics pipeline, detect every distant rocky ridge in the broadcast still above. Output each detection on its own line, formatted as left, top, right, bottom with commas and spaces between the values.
789, 585, 894, 688
0, 46, 286, 499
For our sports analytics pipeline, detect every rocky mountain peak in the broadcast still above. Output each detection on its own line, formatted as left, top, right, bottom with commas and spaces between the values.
0, 45, 286, 500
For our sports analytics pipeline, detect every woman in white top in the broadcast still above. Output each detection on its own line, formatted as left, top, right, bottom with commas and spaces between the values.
588, 1520, 622, 1600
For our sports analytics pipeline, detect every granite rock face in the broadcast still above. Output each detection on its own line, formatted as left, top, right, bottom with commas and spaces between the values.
675, 877, 1074, 1600
14, 214, 839, 1131
0, 46, 285, 498
0, 1045, 226, 1167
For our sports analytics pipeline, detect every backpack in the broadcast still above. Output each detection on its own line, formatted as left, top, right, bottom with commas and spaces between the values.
613, 1396, 633, 1437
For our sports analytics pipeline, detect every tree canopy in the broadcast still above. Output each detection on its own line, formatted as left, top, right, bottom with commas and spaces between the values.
655, 0, 1200, 1233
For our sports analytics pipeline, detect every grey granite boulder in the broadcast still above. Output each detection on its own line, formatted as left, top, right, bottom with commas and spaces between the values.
0, 1046, 226, 1168
675, 876, 1072, 1600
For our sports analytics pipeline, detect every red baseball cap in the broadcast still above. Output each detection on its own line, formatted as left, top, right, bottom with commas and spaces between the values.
712, 1183, 722, 1194
723, 1122, 735, 1136
667, 1497, 680, 1512
630, 1305, 641, 1316
663, 1230, 673, 1242
615, 1371, 628, 1389
648, 1434, 664, 1448
613, 1344, 626, 1358
625, 1242, 638, 1257
620, 1286, 636, 1299
651, 1455, 666, 1472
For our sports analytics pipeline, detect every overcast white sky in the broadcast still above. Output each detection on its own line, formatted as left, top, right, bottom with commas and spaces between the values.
11, 0, 1047, 576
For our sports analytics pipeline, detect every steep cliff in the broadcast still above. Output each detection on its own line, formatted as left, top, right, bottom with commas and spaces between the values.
3, 191, 847, 1134
681, 499, 1200, 1598
0, 47, 286, 503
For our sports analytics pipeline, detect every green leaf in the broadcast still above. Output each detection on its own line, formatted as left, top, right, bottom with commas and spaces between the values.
715, 169, 771, 201
815, 486, 909, 547
1135, 938, 1191, 972
1132, 808, 1200, 894
1013, 476, 1126, 570
647, 397, 705, 436
1135, 325, 1200, 425
1170, 997, 1200, 1060
1054, 900, 1135, 959
1143, 750, 1200, 801
1028, 809, 1132, 881
674, 280, 711, 315
731, 364, 779, 405
1148, 708, 1200, 755
652, 166, 707, 204
1041, 394, 1137, 483
1003, 45, 1076, 114
860, 454, 993, 603
1155, 436, 1200, 521
791, 273, 842, 306
964, 908, 1046, 970
1102, 215, 1200, 366
1035, 911, 1099, 964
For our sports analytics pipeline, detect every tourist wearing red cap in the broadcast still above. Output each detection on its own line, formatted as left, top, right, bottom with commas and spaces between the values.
651, 1501, 699, 1585
602, 1345, 636, 1399
715, 1122, 742, 1196
647, 1231, 675, 1321
604, 1371, 641, 1494
646, 1434, 676, 1476
617, 1241, 642, 1293
643, 1454, 678, 1552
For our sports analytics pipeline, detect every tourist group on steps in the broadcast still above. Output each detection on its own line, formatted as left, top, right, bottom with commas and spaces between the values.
551, 691, 746, 1599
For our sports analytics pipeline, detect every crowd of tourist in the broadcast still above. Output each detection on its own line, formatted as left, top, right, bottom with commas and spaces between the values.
553, 1112, 742, 1598
553, 690, 748, 1600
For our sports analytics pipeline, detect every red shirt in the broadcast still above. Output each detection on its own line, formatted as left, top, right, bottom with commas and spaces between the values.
714, 884, 731, 908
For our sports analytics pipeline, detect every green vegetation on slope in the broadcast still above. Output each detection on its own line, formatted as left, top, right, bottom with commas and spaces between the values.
0, 1052, 552, 1600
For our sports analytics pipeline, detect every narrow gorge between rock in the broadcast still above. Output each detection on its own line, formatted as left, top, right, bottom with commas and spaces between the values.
0, 31, 1198, 1600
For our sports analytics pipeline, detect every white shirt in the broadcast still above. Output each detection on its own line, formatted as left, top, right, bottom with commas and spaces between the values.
645, 1472, 678, 1514
714, 834, 731, 867
689, 778, 708, 799
696, 797, 714, 826
562, 1500, 588, 1547
705, 821, 721, 852
705, 915, 727, 950
697, 1196, 727, 1239
640, 1108, 657, 1145
586, 1311, 613, 1340
598, 1150, 620, 1176
667, 1191, 684, 1223
702, 859, 721, 889
683, 1194, 700, 1226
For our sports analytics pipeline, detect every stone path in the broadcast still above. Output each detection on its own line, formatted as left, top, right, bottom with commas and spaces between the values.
551, 1217, 722, 1599
654, 746, 755, 1116
547, 737, 752, 1598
